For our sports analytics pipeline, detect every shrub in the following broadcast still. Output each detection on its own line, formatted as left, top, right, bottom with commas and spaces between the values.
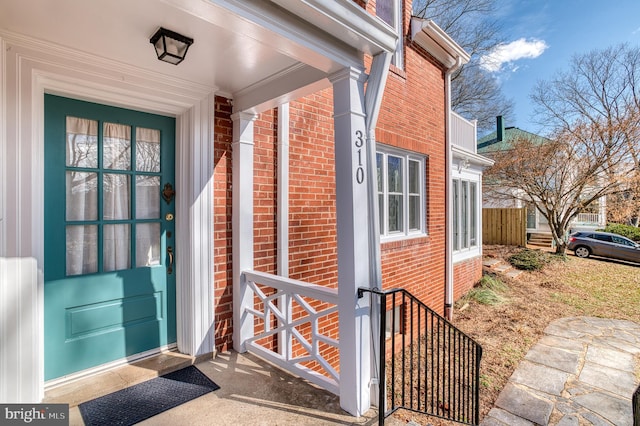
462, 273, 508, 305
508, 248, 552, 271
601, 223, 640, 242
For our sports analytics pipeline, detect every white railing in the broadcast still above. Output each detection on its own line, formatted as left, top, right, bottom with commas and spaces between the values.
242, 270, 340, 395
573, 213, 601, 225
450, 111, 477, 153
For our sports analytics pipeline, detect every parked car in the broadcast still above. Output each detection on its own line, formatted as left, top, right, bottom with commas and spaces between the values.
568, 231, 640, 263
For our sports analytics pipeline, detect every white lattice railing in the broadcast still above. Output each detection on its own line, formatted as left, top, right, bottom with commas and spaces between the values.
242, 270, 340, 395
573, 213, 602, 225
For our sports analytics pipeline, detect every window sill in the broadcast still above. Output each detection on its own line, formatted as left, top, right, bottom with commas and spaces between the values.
453, 246, 481, 263
381, 233, 429, 250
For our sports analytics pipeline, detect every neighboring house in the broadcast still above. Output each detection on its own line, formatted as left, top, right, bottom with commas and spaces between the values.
0, 0, 485, 416
478, 116, 607, 243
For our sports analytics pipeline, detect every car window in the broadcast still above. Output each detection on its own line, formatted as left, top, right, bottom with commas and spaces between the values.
612, 236, 636, 246
593, 234, 613, 242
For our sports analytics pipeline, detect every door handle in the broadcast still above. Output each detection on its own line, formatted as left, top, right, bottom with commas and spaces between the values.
167, 246, 174, 275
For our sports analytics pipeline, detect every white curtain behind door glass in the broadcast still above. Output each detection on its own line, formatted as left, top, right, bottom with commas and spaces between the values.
65, 117, 99, 276
103, 123, 132, 271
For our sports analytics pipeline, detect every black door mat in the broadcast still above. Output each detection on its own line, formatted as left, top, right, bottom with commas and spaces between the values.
79, 365, 220, 426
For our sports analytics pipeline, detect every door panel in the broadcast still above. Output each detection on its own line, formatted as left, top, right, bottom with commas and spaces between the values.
44, 95, 176, 380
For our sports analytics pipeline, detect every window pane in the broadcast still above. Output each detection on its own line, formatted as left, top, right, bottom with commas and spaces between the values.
376, 0, 394, 26
104, 174, 130, 220
136, 223, 161, 267
104, 122, 131, 170
409, 160, 420, 194
379, 194, 384, 234
66, 225, 98, 275
462, 182, 469, 249
66, 117, 98, 168
388, 156, 403, 193
66, 171, 98, 221
136, 176, 160, 219
453, 180, 459, 251
104, 224, 130, 271
409, 195, 420, 230
389, 195, 403, 232
136, 127, 161, 172
470, 182, 477, 246
376, 153, 383, 192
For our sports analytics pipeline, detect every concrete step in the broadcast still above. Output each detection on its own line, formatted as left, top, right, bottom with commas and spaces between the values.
483, 258, 524, 280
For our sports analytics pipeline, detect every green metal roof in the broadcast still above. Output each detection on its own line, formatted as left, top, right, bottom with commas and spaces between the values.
477, 127, 551, 154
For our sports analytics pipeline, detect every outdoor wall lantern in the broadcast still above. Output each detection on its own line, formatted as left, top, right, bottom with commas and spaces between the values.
150, 27, 194, 65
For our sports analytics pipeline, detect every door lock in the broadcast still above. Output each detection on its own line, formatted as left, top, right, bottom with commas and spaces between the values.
165, 213, 174, 221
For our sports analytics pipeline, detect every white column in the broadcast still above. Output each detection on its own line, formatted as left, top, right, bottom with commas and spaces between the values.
232, 112, 257, 353
175, 96, 216, 357
330, 67, 372, 417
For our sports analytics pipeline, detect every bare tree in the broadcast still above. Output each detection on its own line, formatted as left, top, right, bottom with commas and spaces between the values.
532, 44, 640, 229
485, 126, 630, 254
413, 0, 514, 132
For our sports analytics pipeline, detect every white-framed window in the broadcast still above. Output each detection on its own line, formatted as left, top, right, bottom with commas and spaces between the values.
377, 146, 426, 239
376, 0, 404, 69
453, 178, 478, 251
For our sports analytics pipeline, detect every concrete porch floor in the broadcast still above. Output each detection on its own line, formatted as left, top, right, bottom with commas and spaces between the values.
44, 351, 381, 425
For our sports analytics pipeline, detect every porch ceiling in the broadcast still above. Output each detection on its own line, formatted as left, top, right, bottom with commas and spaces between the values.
0, 0, 391, 112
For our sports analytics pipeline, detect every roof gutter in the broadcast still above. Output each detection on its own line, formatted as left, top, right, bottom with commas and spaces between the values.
411, 18, 469, 321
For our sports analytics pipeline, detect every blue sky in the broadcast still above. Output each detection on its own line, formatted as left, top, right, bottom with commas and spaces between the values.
479, 0, 640, 136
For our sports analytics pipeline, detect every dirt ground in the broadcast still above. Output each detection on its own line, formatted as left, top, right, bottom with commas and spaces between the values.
390, 244, 640, 425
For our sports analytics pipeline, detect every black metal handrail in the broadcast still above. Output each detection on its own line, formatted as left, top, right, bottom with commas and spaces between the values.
634, 383, 640, 426
359, 287, 482, 425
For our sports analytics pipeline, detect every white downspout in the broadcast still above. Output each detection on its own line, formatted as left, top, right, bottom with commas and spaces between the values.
277, 103, 290, 278
277, 103, 290, 359
445, 57, 463, 321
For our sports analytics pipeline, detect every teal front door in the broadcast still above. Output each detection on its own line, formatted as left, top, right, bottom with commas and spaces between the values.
44, 94, 176, 380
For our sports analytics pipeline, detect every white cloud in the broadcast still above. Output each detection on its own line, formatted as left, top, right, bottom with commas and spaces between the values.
480, 38, 548, 72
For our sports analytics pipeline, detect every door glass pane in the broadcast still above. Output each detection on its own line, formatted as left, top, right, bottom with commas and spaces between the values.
66, 117, 98, 168
66, 225, 98, 275
136, 176, 160, 219
104, 224, 130, 271
104, 174, 130, 220
66, 171, 98, 221
136, 223, 161, 267
136, 128, 161, 172
104, 122, 131, 170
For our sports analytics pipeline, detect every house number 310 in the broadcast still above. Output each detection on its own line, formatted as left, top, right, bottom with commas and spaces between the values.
355, 130, 365, 184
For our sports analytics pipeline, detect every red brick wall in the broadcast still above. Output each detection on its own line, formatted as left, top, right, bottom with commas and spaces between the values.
212, 0, 478, 354
375, 39, 448, 315
213, 96, 233, 352
453, 257, 483, 302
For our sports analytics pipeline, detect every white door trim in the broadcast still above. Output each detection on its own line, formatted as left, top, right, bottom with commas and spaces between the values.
0, 32, 216, 400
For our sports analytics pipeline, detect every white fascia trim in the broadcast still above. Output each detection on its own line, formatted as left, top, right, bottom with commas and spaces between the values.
410, 18, 470, 69
271, 0, 399, 55
452, 145, 495, 167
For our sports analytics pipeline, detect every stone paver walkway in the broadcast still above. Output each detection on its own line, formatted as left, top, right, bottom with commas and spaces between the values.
481, 317, 640, 426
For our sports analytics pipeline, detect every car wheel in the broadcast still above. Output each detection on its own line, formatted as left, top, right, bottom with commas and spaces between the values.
574, 246, 591, 258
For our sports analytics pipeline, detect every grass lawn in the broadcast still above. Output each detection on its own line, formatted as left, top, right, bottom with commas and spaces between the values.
393, 244, 640, 424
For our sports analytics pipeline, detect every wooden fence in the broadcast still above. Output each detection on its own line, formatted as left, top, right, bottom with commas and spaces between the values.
482, 208, 527, 246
